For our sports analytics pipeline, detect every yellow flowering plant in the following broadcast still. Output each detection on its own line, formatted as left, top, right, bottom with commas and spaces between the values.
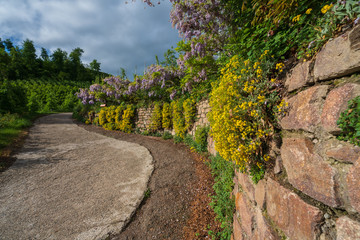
162, 102, 172, 129
171, 99, 187, 139
149, 102, 162, 132
118, 105, 135, 133
209, 51, 281, 182
183, 98, 197, 130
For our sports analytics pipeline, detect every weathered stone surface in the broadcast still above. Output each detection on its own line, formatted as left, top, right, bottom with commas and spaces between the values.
236, 170, 255, 202
315, 25, 360, 81
233, 215, 244, 240
252, 208, 280, 240
235, 193, 255, 238
266, 178, 323, 240
321, 83, 360, 133
326, 143, 360, 164
274, 156, 282, 174
280, 85, 328, 132
255, 179, 266, 210
336, 216, 360, 240
346, 159, 360, 213
281, 137, 340, 207
207, 136, 217, 156
285, 61, 312, 92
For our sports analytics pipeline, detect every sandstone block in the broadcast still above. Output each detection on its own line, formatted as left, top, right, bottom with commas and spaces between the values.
236, 193, 255, 238
315, 25, 360, 81
285, 61, 312, 92
336, 216, 360, 240
266, 178, 323, 240
281, 137, 340, 207
255, 179, 266, 210
252, 208, 280, 240
236, 170, 255, 202
321, 83, 360, 133
233, 215, 244, 240
280, 85, 328, 132
207, 136, 217, 156
326, 143, 360, 164
346, 158, 360, 213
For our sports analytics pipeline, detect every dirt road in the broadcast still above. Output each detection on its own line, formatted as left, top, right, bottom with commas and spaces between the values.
0, 113, 153, 240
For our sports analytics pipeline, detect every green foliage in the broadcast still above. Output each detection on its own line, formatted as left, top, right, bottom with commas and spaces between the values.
162, 131, 173, 140
73, 102, 92, 122
173, 134, 184, 144
208, 154, 235, 240
1, 79, 83, 115
144, 188, 151, 200
0, 80, 27, 113
194, 126, 210, 152
337, 96, 360, 146
0, 112, 35, 157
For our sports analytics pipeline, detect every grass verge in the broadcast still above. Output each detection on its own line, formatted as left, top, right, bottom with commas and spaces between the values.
0, 112, 45, 171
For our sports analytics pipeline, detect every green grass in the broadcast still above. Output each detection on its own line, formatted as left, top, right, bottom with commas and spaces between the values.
0, 113, 37, 154
208, 154, 235, 240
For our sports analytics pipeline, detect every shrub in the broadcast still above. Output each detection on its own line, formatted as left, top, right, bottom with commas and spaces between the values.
162, 102, 172, 129
115, 104, 126, 129
98, 107, 107, 126
337, 96, 360, 146
149, 102, 162, 132
162, 131, 173, 140
171, 99, 186, 139
183, 98, 196, 130
209, 52, 280, 181
195, 125, 210, 152
119, 105, 135, 133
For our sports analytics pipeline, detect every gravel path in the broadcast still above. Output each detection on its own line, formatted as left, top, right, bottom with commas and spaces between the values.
0, 113, 153, 240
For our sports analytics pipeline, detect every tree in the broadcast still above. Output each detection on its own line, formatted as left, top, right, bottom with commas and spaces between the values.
51, 48, 68, 74
40, 48, 49, 61
0, 38, 5, 49
4, 39, 14, 51
90, 59, 101, 79
69, 47, 84, 81
90, 59, 100, 72
22, 39, 38, 78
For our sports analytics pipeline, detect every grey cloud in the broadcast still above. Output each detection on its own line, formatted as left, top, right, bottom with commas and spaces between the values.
0, 0, 181, 78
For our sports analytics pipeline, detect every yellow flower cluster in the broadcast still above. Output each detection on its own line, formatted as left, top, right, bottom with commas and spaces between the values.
292, 14, 301, 22
118, 105, 135, 133
276, 62, 285, 72
99, 108, 107, 126
149, 102, 162, 132
115, 105, 126, 128
183, 98, 196, 130
162, 102, 172, 129
321, 4, 333, 14
171, 100, 186, 138
277, 99, 289, 113
209, 52, 275, 171
306, 8, 312, 14
106, 105, 117, 123
98, 104, 135, 133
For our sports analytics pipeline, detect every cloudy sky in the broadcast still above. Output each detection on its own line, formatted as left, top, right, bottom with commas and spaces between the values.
0, 0, 181, 78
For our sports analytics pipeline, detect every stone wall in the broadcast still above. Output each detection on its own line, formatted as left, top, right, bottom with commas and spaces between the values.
232, 25, 360, 240
134, 25, 360, 240
134, 99, 213, 139
135, 107, 153, 130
